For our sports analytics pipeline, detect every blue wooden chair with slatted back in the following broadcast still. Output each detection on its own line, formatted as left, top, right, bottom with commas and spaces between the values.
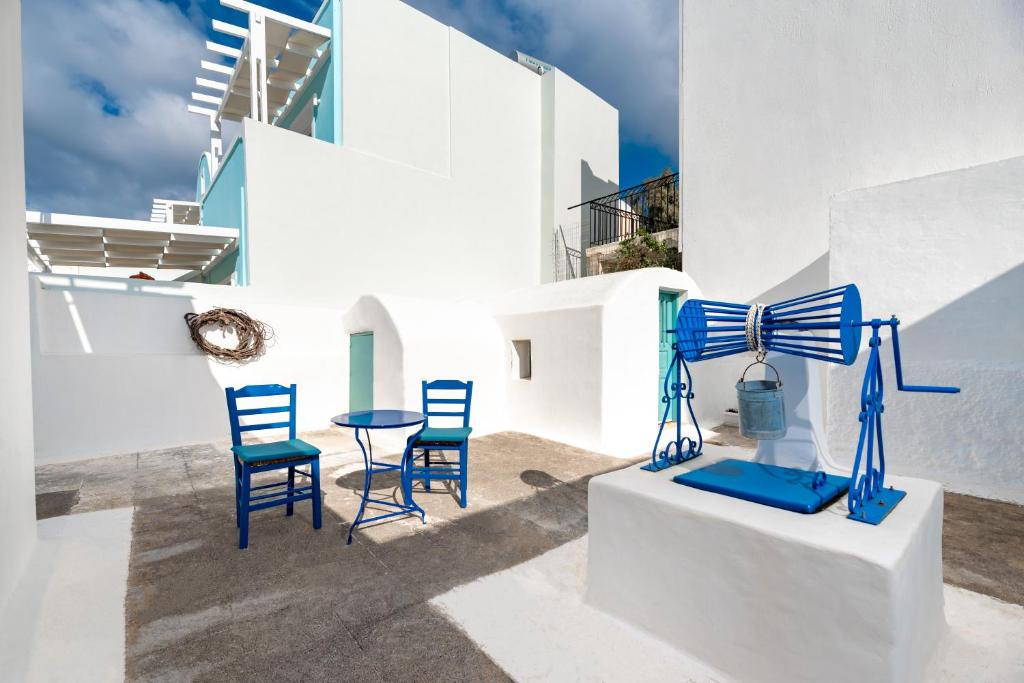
225, 384, 322, 549
405, 380, 474, 508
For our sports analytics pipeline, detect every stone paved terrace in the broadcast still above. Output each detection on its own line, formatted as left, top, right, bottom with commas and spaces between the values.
33, 428, 1024, 681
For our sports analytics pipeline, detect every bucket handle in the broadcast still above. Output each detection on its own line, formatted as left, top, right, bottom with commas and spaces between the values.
740, 359, 783, 387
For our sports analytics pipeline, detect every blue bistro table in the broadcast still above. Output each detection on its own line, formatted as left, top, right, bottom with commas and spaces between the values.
332, 409, 426, 545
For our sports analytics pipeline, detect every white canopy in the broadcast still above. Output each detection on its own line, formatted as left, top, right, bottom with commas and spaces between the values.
188, 0, 331, 126
26, 212, 238, 272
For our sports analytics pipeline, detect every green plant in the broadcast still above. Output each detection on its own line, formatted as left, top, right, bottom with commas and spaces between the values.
603, 229, 681, 273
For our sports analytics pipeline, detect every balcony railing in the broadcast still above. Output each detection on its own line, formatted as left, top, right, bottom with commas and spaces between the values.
568, 172, 679, 247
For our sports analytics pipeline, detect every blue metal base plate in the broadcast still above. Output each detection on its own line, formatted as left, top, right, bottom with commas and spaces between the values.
641, 456, 692, 472
847, 487, 906, 525
641, 448, 700, 472
672, 459, 851, 514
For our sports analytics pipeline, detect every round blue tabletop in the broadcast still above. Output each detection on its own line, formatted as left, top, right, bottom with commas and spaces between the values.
331, 409, 424, 430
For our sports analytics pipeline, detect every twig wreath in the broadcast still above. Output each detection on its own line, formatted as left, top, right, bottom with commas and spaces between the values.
184, 308, 275, 363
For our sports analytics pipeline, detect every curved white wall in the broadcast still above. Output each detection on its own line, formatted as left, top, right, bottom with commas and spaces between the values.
344, 294, 508, 441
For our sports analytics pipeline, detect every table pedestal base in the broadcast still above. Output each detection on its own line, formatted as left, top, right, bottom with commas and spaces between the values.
347, 428, 426, 545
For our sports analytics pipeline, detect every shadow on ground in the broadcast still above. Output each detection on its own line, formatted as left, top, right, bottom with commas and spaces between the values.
110, 432, 639, 681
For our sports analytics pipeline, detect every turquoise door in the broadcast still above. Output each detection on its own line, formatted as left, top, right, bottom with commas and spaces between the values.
658, 291, 679, 419
349, 332, 374, 412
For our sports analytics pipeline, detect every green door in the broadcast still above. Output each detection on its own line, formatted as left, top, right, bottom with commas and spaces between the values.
658, 291, 680, 419
349, 332, 374, 412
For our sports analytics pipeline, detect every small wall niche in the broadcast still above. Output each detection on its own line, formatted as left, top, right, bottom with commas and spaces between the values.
512, 339, 532, 380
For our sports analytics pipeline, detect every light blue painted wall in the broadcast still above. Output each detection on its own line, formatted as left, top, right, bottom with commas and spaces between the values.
200, 138, 247, 284
195, 153, 212, 202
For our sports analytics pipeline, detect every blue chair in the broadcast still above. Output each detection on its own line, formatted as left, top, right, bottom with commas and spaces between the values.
405, 380, 473, 508
225, 384, 322, 549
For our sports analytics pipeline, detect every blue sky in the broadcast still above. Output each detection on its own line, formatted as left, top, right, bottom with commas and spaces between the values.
22, 0, 677, 218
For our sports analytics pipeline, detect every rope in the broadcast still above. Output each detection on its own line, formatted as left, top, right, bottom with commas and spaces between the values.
183, 308, 274, 364
744, 303, 766, 354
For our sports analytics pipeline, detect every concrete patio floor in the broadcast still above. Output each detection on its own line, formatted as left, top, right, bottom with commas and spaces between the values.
33, 429, 1024, 681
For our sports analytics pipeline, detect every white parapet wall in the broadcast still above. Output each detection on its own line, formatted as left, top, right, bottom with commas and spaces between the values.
30, 274, 350, 464
828, 157, 1024, 503
29, 267, 735, 465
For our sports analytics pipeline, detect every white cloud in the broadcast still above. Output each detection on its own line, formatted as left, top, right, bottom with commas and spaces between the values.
22, 0, 211, 218
22, 0, 677, 217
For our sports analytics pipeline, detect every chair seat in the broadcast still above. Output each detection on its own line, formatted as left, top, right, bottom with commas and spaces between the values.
232, 438, 321, 464
415, 426, 473, 444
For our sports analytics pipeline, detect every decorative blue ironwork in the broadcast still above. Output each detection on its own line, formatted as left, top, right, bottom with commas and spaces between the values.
653, 284, 960, 525
643, 344, 703, 471
845, 317, 959, 524
677, 284, 863, 365
332, 409, 428, 545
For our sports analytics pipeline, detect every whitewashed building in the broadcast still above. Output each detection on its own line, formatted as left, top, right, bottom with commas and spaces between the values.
24, 0, 704, 466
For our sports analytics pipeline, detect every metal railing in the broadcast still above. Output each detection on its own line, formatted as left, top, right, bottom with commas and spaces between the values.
553, 223, 582, 281
568, 172, 679, 247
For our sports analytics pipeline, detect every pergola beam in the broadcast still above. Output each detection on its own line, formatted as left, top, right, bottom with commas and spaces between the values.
220, 0, 331, 38
206, 41, 241, 59
195, 77, 228, 92
192, 92, 223, 106
201, 60, 234, 76
187, 104, 219, 118
212, 19, 248, 39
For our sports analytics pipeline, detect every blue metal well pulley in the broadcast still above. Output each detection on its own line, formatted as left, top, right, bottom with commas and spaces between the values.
648, 283, 959, 526
676, 284, 863, 366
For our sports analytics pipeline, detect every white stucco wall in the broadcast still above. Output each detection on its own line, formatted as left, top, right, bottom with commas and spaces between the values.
827, 158, 1024, 503
243, 36, 541, 305
680, 0, 1024, 303
541, 69, 620, 281
488, 268, 724, 457
344, 294, 508, 441
0, 0, 36, 611
243, 0, 617, 303
30, 275, 349, 464
340, 0, 452, 176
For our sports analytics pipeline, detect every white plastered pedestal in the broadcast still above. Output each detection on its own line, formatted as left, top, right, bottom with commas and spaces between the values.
586, 444, 946, 683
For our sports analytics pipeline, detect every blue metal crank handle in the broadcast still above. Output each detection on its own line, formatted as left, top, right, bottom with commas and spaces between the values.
886, 317, 961, 394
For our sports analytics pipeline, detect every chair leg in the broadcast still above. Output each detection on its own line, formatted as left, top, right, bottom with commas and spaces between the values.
286, 466, 295, 516
459, 443, 468, 508
424, 449, 431, 491
239, 465, 251, 549
311, 458, 322, 530
233, 457, 241, 528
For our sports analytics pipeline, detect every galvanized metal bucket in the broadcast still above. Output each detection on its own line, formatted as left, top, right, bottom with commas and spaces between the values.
736, 361, 786, 440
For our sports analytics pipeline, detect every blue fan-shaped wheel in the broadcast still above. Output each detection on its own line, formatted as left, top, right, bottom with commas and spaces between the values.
838, 284, 863, 365
676, 299, 709, 362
